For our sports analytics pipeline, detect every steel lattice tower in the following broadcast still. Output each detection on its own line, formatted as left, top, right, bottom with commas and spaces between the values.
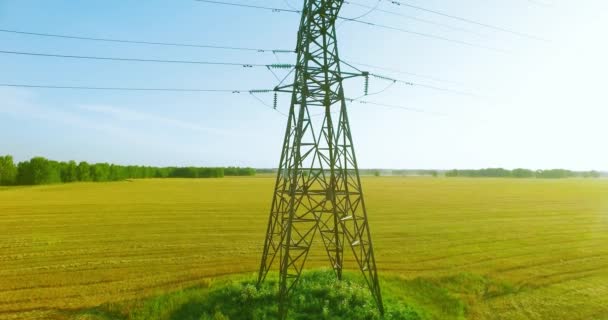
257, 0, 383, 318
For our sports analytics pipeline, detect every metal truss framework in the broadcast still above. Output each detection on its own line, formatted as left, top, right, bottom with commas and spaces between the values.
257, 0, 384, 318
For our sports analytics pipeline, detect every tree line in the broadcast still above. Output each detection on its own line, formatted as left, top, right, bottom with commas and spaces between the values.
0, 155, 256, 186
445, 168, 601, 179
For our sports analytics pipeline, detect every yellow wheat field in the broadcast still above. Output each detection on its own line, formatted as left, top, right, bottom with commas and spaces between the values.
0, 177, 607, 319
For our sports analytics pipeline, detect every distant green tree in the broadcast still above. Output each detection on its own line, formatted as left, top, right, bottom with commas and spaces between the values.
0, 155, 17, 185
141, 166, 152, 178
16, 160, 34, 185
155, 167, 171, 178
445, 170, 459, 177
60, 161, 79, 182
77, 161, 91, 181
90, 163, 111, 182
109, 165, 127, 181
585, 170, 601, 178
5, 154, 258, 185
536, 169, 573, 179
16, 157, 61, 185
224, 167, 256, 176
512, 168, 534, 178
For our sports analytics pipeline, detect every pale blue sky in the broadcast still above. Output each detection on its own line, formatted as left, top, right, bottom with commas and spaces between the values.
1, 0, 606, 170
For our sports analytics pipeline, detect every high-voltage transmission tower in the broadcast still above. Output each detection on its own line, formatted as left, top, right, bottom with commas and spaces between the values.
257, 0, 383, 318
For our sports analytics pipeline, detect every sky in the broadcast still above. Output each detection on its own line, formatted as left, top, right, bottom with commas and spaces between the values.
0, 0, 607, 170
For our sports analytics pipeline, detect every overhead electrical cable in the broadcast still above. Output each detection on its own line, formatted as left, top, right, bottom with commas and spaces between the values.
343, 59, 463, 86
341, 17, 508, 53
0, 83, 264, 93
0, 28, 293, 53
350, 80, 397, 101
340, 60, 468, 91
194, 0, 508, 52
343, 1, 488, 38
369, 73, 478, 97
346, 97, 440, 115
0, 50, 294, 69
0, 83, 287, 115
195, 0, 300, 13
0, 27, 459, 90
342, 0, 381, 21
380, 0, 548, 41
0, 83, 437, 115
0, 52, 473, 97
282, 0, 299, 11
249, 92, 288, 117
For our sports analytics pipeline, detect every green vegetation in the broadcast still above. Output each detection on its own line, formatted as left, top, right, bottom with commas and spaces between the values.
388, 169, 439, 177
68, 271, 527, 320
72, 271, 430, 320
1, 177, 607, 320
445, 168, 601, 178
0, 155, 17, 185
0, 155, 255, 186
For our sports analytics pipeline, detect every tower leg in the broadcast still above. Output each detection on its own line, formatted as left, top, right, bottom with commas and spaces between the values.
257, 0, 383, 318
335, 100, 384, 314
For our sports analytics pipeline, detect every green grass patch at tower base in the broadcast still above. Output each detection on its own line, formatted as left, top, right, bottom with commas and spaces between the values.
65, 270, 518, 320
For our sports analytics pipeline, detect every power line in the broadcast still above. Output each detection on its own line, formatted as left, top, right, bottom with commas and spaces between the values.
369, 73, 478, 97
344, 1, 489, 38
0, 83, 263, 93
0, 52, 475, 97
195, 0, 507, 53
380, 0, 548, 41
249, 92, 288, 117
0, 83, 430, 115
0, 49, 294, 68
0, 28, 293, 54
195, 0, 300, 13
343, 59, 463, 86
0, 26, 459, 89
346, 97, 441, 115
342, 0, 381, 21
0, 83, 287, 116
281, 0, 299, 11
341, 17, 508, 53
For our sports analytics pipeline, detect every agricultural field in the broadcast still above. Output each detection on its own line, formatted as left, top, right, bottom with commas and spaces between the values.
1, 177, 607, 319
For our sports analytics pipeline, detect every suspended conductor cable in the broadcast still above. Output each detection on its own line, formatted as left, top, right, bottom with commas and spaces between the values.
370, 73, 478, 97
0, 28, 294, 54
0, 83, 264, 93
343, 0, 489, 39
381, 0, 548, 41
249, 91, 288, 117
340, 17, 509, 53
351, 79, 397, 101
343, 59, 463, 86
195, 0, 300, 13
0, 83, 287, 115
194, 0, 508, 53
0, 50, 295, 69
338, 0, 381, 28
270, 91, 438, 116
346, 98, 442, 115
282, 0, 299, 11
